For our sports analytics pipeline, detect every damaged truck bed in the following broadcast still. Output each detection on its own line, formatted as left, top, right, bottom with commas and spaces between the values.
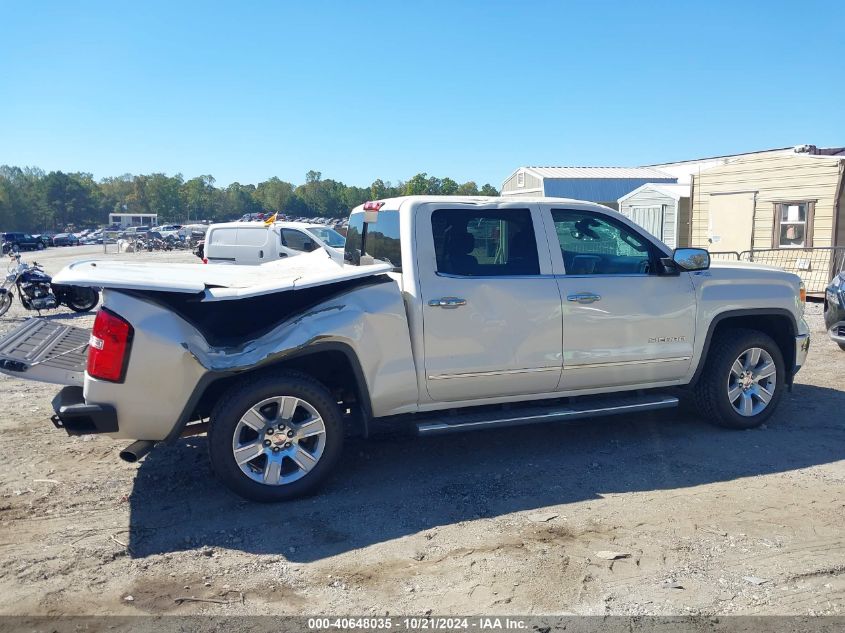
50, 249, 392, 300
0, 250, 395, 385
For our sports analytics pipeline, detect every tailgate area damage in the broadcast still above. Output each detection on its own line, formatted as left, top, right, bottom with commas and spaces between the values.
0, 318, 89, 385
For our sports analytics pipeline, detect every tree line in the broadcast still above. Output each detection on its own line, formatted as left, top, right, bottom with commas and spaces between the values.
0, 166, 499, 232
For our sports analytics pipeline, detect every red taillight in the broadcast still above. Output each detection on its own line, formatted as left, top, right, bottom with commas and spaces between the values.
87, 308, 133, 382
363, 201, 385, 211
202, 258, 208, 264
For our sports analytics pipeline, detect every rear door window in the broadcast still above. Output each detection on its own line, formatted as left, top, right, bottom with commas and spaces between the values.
431, 209, 539, 276
237, 227, 269, 247
209, 228, 237, 245
344, 210, 402, 271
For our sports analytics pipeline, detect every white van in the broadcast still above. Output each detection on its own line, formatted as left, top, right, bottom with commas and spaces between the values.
203, 221, 345, 265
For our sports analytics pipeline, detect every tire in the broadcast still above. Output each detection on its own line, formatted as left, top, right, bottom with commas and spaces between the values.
0, 293, 12, 317
36, 242, 45, 250
838, 343, 845, 352
208, 370, 344, 502
694, 328, 785, 429
64, 287, 99, 312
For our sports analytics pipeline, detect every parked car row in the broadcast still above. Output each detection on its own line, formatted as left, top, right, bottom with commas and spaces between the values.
1, 232, 45, 252
1, 231, 85, 252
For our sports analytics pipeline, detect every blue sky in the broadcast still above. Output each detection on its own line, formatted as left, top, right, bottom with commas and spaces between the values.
1, 0, 842, 188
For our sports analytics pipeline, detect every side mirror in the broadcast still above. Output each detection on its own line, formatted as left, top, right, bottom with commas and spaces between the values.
673, 248, 710, 271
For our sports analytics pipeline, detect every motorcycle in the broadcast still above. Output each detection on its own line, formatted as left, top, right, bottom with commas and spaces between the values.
0, 252, 99, 317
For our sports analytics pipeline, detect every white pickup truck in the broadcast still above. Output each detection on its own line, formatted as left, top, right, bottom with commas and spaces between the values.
0, 196, 810, 501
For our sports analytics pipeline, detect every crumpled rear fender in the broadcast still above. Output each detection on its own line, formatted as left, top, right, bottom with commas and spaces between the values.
185, 279, 419, 418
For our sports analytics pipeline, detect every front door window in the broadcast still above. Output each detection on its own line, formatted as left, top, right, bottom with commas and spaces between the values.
552, 209, 654, 275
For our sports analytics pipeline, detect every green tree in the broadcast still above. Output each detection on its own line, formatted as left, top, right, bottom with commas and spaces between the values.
456, 181, 479, 196
225, 182, 262, 218
146, 173, 185, 222
256, 177, 295, 213
404, 173, 430, 195
99, 174, 134, 217
440, 177, 459, 195
42, 171, 99, 229
0, 166, 500, 229
479, 183, 499, 196
182, 175, 216, 221
369, 178, 388, 200
305, 170, 321, 184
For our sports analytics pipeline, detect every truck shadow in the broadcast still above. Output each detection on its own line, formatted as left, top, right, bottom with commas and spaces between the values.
126, 382, 844, 562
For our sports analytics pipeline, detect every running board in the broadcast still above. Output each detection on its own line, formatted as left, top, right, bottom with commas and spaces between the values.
416, 394, 679, 436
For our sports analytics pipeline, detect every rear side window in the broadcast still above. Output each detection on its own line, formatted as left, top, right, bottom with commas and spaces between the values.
344, 210, 402, 272
432, 209, 539, 276
238, 228, 269, 247
209, 228, 238, 245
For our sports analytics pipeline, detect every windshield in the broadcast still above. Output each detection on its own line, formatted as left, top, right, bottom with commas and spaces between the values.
307, 227, 346, 248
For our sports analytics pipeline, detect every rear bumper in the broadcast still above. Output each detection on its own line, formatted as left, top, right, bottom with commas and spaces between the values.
51, 386, 118, 435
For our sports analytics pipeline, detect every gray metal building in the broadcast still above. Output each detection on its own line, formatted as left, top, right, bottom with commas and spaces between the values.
501, 166, 677, 210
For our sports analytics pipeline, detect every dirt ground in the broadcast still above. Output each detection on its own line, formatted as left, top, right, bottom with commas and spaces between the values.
0, 245, 843, 617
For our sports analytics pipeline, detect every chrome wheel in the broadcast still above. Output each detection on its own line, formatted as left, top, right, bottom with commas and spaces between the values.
231, 396, 327, 486
727, 347, 777, 417
0, 293, 11, 316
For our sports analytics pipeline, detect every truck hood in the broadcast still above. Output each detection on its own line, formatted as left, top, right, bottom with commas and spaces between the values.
708, 260, 786, 273
51, 249, 393, 301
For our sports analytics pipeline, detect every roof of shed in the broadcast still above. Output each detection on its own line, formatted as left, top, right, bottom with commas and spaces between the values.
618, 183, 691, 203
523, 166, 674, 180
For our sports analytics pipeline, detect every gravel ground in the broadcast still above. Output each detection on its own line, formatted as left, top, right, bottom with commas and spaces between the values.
0, 246, 843, 616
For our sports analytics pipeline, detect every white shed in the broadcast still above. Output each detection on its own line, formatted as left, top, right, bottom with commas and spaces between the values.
108, 212, 158, 228
617, 183, 690, 248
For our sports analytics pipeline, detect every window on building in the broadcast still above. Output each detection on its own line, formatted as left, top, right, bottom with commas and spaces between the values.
775, 202, 814, 248
552, 209, 655, 275
516, 171, 525, 188
431, 209, 539, 276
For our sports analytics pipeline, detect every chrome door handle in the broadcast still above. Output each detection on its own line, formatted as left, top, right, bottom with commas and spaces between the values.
567, 293, 601, 304
428, 297, 467, 309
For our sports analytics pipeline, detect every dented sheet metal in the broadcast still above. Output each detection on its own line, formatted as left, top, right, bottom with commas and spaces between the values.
181, 279, 420, 418
51, 250, 393, 301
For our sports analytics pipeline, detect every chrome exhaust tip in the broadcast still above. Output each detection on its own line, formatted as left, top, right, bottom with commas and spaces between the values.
119, 440, 156, 463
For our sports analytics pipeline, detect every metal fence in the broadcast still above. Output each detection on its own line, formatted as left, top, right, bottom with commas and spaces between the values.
707, 247, 845, 294
709, 251, 741, 261
738, 247, 845, 294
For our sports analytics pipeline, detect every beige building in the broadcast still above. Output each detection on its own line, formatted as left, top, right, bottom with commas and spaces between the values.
687, 146, 845, 252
